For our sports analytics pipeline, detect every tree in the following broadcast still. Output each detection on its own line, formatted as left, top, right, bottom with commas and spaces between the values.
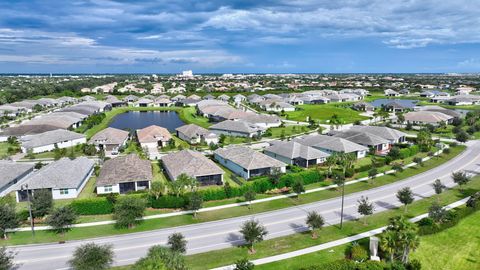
305, 211, 325, 239
168, 233, 187, 254
324, 154, 337, 178
187, 191, 203, 218
0, 247, 15, 270
387, 147, 401, 160
244, 188, 256, 209
240, 219, 268, 254
292, 179, 305, 197
432, 179, 444, 196
149, 181, 165, 200
416, 130, 433, 151
133, 245, 187, 270
413, 157, 423, 166
455, 130, 469, 143
113, 196, 146, 228
169, 180, 185, 197
234, 258, 255, 270
45, 206, 77, 240
428, 202, 448, 223
224, 182, 233, 198
177, 173, 198, 193
391, 163, 404, 175
69, 243, 114, 270
357, 196, 374, 225
31, 189, 53, 218
269, 167, 282, 186
379, 216, 419, 264
0, 203, 18, 239
368, 168, 378, 179
396, 187, 414, 213
452, 171, 470, 186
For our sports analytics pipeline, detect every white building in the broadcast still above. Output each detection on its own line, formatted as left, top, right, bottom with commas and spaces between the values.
20, 129, 86, 154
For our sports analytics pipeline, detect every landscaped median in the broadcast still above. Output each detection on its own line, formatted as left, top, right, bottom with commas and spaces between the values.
184, 177, 480, 270
3, 145, 465, 246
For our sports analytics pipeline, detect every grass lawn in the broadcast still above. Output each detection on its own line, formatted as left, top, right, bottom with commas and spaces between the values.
266, 125, 313, 138
285, 104, 370, 124
77, 176, 97, 199
411, 210, 480, 270
3, 145, 464, 245
0, 142, 11, 157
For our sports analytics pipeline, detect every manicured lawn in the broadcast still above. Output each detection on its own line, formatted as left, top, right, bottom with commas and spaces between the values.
266, 125, 313, 138
285, 104, 370, 124
177, 106, 211, 128
3, 145, 464, 245
411, 210, 480, 270
0, 142, 10, 157
77, 176, 97, 199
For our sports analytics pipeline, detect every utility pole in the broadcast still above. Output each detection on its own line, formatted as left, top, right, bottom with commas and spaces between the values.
21, 184, 35, 237
339, 181, 345, 229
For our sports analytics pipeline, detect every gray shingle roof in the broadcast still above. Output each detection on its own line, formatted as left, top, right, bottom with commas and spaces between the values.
162, 149, 224, 180
265, 141, 330, 160
21, 129, 85, 149
404, 111, 453, 123
293, 134, 368, 153
214, 146, 286, 170
175, 124, 209, 139
19, 157, 94, 190
210, 120, 265, 134
350, 125, 407, 141
333, 130, 389, 146
96, 154, 152, 186
89, 127, 129, 146
0, 161, 34, 189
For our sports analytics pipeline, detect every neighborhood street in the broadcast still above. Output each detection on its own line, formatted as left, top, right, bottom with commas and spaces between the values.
11, 140, 480, 270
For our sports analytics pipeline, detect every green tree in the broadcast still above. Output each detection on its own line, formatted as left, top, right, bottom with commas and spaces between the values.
177, 173, 198, 193
455, 130, 469, 143
149, 181, 165, 200
240, 219, 268, 254
379, 216, 419, 263
292, 178, 305, 197
396, 187, 414, 213
113, 196, 146, 229
168, 232, 187, 254
413, 157, 423, 166
224, 182, 233, 198
69, 243, 114, 270
428, 202, 448, 223
187, 191, 203, 218
31, 189, 53, 218
305, 211, 325, 239
244, 188, 256, 209
357, 196, 374, 225
432, 179, 444, 196
169, 179, 185, 197
0, 247, 15, 270
0, 203, 18, 239
234, 258, 255, 270
269, 167, 282, 186
391, 163, 404, 175
324, 154, 338, 178
416, 129, 433, 151
452, 171, 470, 186
46, 206, 77, 240
133, 245, 187, 270
368, 168, 378, 179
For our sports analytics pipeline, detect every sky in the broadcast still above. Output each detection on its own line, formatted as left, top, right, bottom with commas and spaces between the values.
0, 0, 479, 74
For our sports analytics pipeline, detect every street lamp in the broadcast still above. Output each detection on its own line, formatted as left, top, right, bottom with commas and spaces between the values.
21, 184, 35, 237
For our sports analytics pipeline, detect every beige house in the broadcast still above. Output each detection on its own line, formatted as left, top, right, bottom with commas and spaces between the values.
137, 125, 172, 148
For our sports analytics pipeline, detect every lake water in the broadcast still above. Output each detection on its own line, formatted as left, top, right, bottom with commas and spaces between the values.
370, 99, 419, 108
109, 111, 185, 132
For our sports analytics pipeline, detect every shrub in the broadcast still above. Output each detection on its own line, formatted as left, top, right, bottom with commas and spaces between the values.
348, 243, 369, 262
70, 198, 113, 215
149, 196, 187, 209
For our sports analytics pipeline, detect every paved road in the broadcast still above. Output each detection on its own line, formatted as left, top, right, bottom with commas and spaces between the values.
11, 141, 480, 270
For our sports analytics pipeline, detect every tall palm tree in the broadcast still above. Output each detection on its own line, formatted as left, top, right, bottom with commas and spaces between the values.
337, 152, 356, 229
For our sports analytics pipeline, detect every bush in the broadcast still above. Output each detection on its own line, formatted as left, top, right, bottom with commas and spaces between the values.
405, 259, 422, 270
149, 196, 187, 209
348, 243, 368, 262
70, 198, 113, 215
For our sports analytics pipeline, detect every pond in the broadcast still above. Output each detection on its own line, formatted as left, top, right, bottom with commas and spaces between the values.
370, 99, 419, 108
109, 111, 185, 132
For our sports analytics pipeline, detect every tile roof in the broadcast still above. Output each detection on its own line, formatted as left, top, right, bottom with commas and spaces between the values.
89, 127, 129, 146
96, 154, 152, 186
136, 125, 172, 143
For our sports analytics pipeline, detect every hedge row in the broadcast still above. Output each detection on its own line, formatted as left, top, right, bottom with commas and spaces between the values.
70, 198, 114, 215
418, 205, 479, 235
301, 259, 421, 270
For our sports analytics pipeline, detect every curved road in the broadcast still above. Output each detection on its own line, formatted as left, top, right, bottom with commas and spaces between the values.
12, 141, 480, 270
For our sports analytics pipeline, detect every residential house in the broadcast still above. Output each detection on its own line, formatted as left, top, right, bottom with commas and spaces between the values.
135, 98, 154, 107
96, 154, 152, 194
154, 97, 173, 107
404, 111, 454, 126
264, 141, 330, 167
137, 125, 172, 148
0, 161, 34, 196
383, 101, 409, 112
261, 101, 295, 112
89, 127, 129, 153
217, 94, 230, 102
293, 134, 368, 159
352, 102, 374, 112
162, 150, 224, 185
105, 95, 126, 107
384, 89, 400, 97
176, 124, 219, 145
16, 157, 94, 202
233, 94, 246, 103
210, 120, 266, 138
20, 129, 86, 153
214, 146, 286, 179
332, 130, 391, 154
203, 94, 216, 100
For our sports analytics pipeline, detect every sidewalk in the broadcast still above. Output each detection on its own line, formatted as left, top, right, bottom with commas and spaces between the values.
9, 146, 446, 232
210, 197, 471, 270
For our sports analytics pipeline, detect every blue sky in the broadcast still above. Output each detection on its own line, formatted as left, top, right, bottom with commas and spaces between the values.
0, 0, 479, 73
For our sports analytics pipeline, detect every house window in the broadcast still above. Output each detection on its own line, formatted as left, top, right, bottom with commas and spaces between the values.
104, 185, 113, 192
59, 189, 69, 195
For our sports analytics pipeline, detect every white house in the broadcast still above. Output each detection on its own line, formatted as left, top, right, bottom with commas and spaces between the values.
20, 129, 86, 154
176, 124, 219, 145
214, 146, 286, 179
15, 157, 94, 202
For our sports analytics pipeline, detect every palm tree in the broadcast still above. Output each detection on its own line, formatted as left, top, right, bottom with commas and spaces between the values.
379, 230, 397, 262
337, 152, 356, 229
324, 154, 337, 178
305, 211, 325, 239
